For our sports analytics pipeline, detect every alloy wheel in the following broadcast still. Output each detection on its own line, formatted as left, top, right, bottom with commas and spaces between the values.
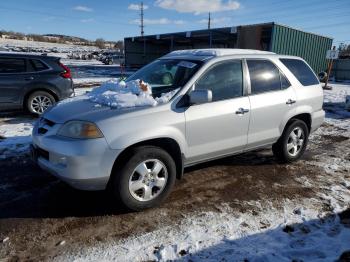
286, 126, 305, 157
128, 159, 168, 202
30, 95, 52, 114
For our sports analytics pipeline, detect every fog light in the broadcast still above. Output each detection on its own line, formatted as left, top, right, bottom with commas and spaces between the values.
50, 153, 67, 167
57, 156, 67, 166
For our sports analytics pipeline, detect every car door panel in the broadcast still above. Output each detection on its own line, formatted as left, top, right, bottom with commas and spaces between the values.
0, 74, 31, 104
245, 59, 297, 149
184, 59, 250, 164
0, 58, 30, 104
247, 87, 297, 148
185, 97, 250, 163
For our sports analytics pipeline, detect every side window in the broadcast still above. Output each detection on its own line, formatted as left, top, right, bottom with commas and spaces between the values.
196, 60, 243, 102
0, 58, 26, 73
280, 72, 291, 89
30, 59, 49, 72
247, 60, 282, 94
280, 58, 319, 86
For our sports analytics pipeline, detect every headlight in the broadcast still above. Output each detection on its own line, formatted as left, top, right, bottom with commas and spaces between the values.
57, 121, 103, 139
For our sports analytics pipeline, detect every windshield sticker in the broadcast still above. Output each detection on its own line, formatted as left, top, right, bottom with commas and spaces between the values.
178, 61, 197, 69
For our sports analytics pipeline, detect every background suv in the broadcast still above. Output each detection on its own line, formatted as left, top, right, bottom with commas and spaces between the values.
0, 53, 73, 114
102, 54, 125, 65
32, 49, 324, 211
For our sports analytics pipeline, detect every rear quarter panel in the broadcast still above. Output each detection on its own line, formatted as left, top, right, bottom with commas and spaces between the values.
274, 58, 324, 131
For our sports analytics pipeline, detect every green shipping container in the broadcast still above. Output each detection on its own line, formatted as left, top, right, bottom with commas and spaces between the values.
270, 23, 333, 74
125, 22, 333, 73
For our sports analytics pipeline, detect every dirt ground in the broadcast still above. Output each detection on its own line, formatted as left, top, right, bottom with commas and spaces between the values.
0, 117, 349, 261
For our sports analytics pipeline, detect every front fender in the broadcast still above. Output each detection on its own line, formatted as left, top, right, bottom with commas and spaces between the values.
97, 107, 187, 155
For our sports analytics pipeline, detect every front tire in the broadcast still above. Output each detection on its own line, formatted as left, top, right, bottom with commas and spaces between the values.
272, 119, 309, 163
26, 91, 55, 115
112, 146, 176, 211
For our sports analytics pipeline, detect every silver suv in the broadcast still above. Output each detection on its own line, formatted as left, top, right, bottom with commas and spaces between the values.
31, 49, 324, 211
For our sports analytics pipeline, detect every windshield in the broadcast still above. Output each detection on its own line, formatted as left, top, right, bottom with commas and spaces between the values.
127, 59, 202, 98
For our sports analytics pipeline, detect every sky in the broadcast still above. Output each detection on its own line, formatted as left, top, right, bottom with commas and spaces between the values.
0, 0, 349, 46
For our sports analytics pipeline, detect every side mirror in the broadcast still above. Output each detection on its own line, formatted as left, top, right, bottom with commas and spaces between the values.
189, 89, 212, 105
318, 71, 327, 82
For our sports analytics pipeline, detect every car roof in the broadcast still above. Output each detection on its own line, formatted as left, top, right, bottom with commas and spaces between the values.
160, 48, 303, 62
161, 48, 274, 60
0, 52, 58, 60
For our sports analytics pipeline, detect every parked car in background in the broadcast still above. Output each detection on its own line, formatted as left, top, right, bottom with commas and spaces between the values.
32, 49, 324, 211
102, 54, 125, 65
0, 53, 74, 114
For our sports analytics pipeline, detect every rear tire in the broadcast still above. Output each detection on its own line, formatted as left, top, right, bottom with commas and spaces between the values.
112, 146, 176, 211
272, 119, 309, 163
26, 91, 55, 115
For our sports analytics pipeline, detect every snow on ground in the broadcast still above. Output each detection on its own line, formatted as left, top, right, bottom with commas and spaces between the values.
0, 118, 33, 159
61, 59, 105, 66
74, 87, 94, 96
73, 77, 118, 86
55, 198, 350, 261
0, 38, 98, 52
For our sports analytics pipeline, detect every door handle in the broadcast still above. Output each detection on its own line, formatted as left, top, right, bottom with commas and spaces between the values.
25, 76, 34, 81
235, 108, 249, 114
286, 99, 296, 105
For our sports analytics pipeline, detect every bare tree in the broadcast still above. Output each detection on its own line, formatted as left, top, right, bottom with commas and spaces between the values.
95, 38, 106, 49
114, 40, 124, 51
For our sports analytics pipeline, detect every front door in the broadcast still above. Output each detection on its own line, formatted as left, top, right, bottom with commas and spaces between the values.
185, 59, 251, 164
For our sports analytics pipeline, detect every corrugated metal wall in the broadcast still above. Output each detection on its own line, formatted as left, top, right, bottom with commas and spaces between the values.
271, 23, 333, 74
332, 59, 350, 81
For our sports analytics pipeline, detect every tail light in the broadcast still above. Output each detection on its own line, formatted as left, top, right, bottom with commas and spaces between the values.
58, 62, 72, 79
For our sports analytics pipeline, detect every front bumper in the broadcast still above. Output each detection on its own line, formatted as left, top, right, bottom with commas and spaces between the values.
32, 126, 121, 191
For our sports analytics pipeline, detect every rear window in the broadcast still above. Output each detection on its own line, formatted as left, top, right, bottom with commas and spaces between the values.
0, 58, 26, 73
30, 59, 49, 71
280, 59, 319, 86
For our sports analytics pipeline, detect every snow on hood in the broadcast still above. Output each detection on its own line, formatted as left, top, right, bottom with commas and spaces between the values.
46, 79, 179, 123
87, 79, 179, 109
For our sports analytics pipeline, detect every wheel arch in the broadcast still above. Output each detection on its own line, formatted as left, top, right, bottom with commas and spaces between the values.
108, 137, 184, 188
283, 113, 312, 133
23, 87, 59, 108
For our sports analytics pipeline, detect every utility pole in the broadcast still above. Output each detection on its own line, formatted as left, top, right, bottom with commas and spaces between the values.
140, 2, 144, 37
208, 12, 211, 30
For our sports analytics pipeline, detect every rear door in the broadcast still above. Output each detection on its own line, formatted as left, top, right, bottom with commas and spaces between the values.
246, 59, 297, 149
185, 59, 251, 163
0, 57, 30, 104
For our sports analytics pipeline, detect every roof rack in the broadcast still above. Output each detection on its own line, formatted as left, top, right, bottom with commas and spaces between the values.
164, 48, 275, 58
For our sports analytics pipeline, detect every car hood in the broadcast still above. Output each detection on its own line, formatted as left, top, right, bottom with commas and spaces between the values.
43, 97, 149, 124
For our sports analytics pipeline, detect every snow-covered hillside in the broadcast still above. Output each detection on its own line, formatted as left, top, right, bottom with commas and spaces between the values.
0, 38, 98, 52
